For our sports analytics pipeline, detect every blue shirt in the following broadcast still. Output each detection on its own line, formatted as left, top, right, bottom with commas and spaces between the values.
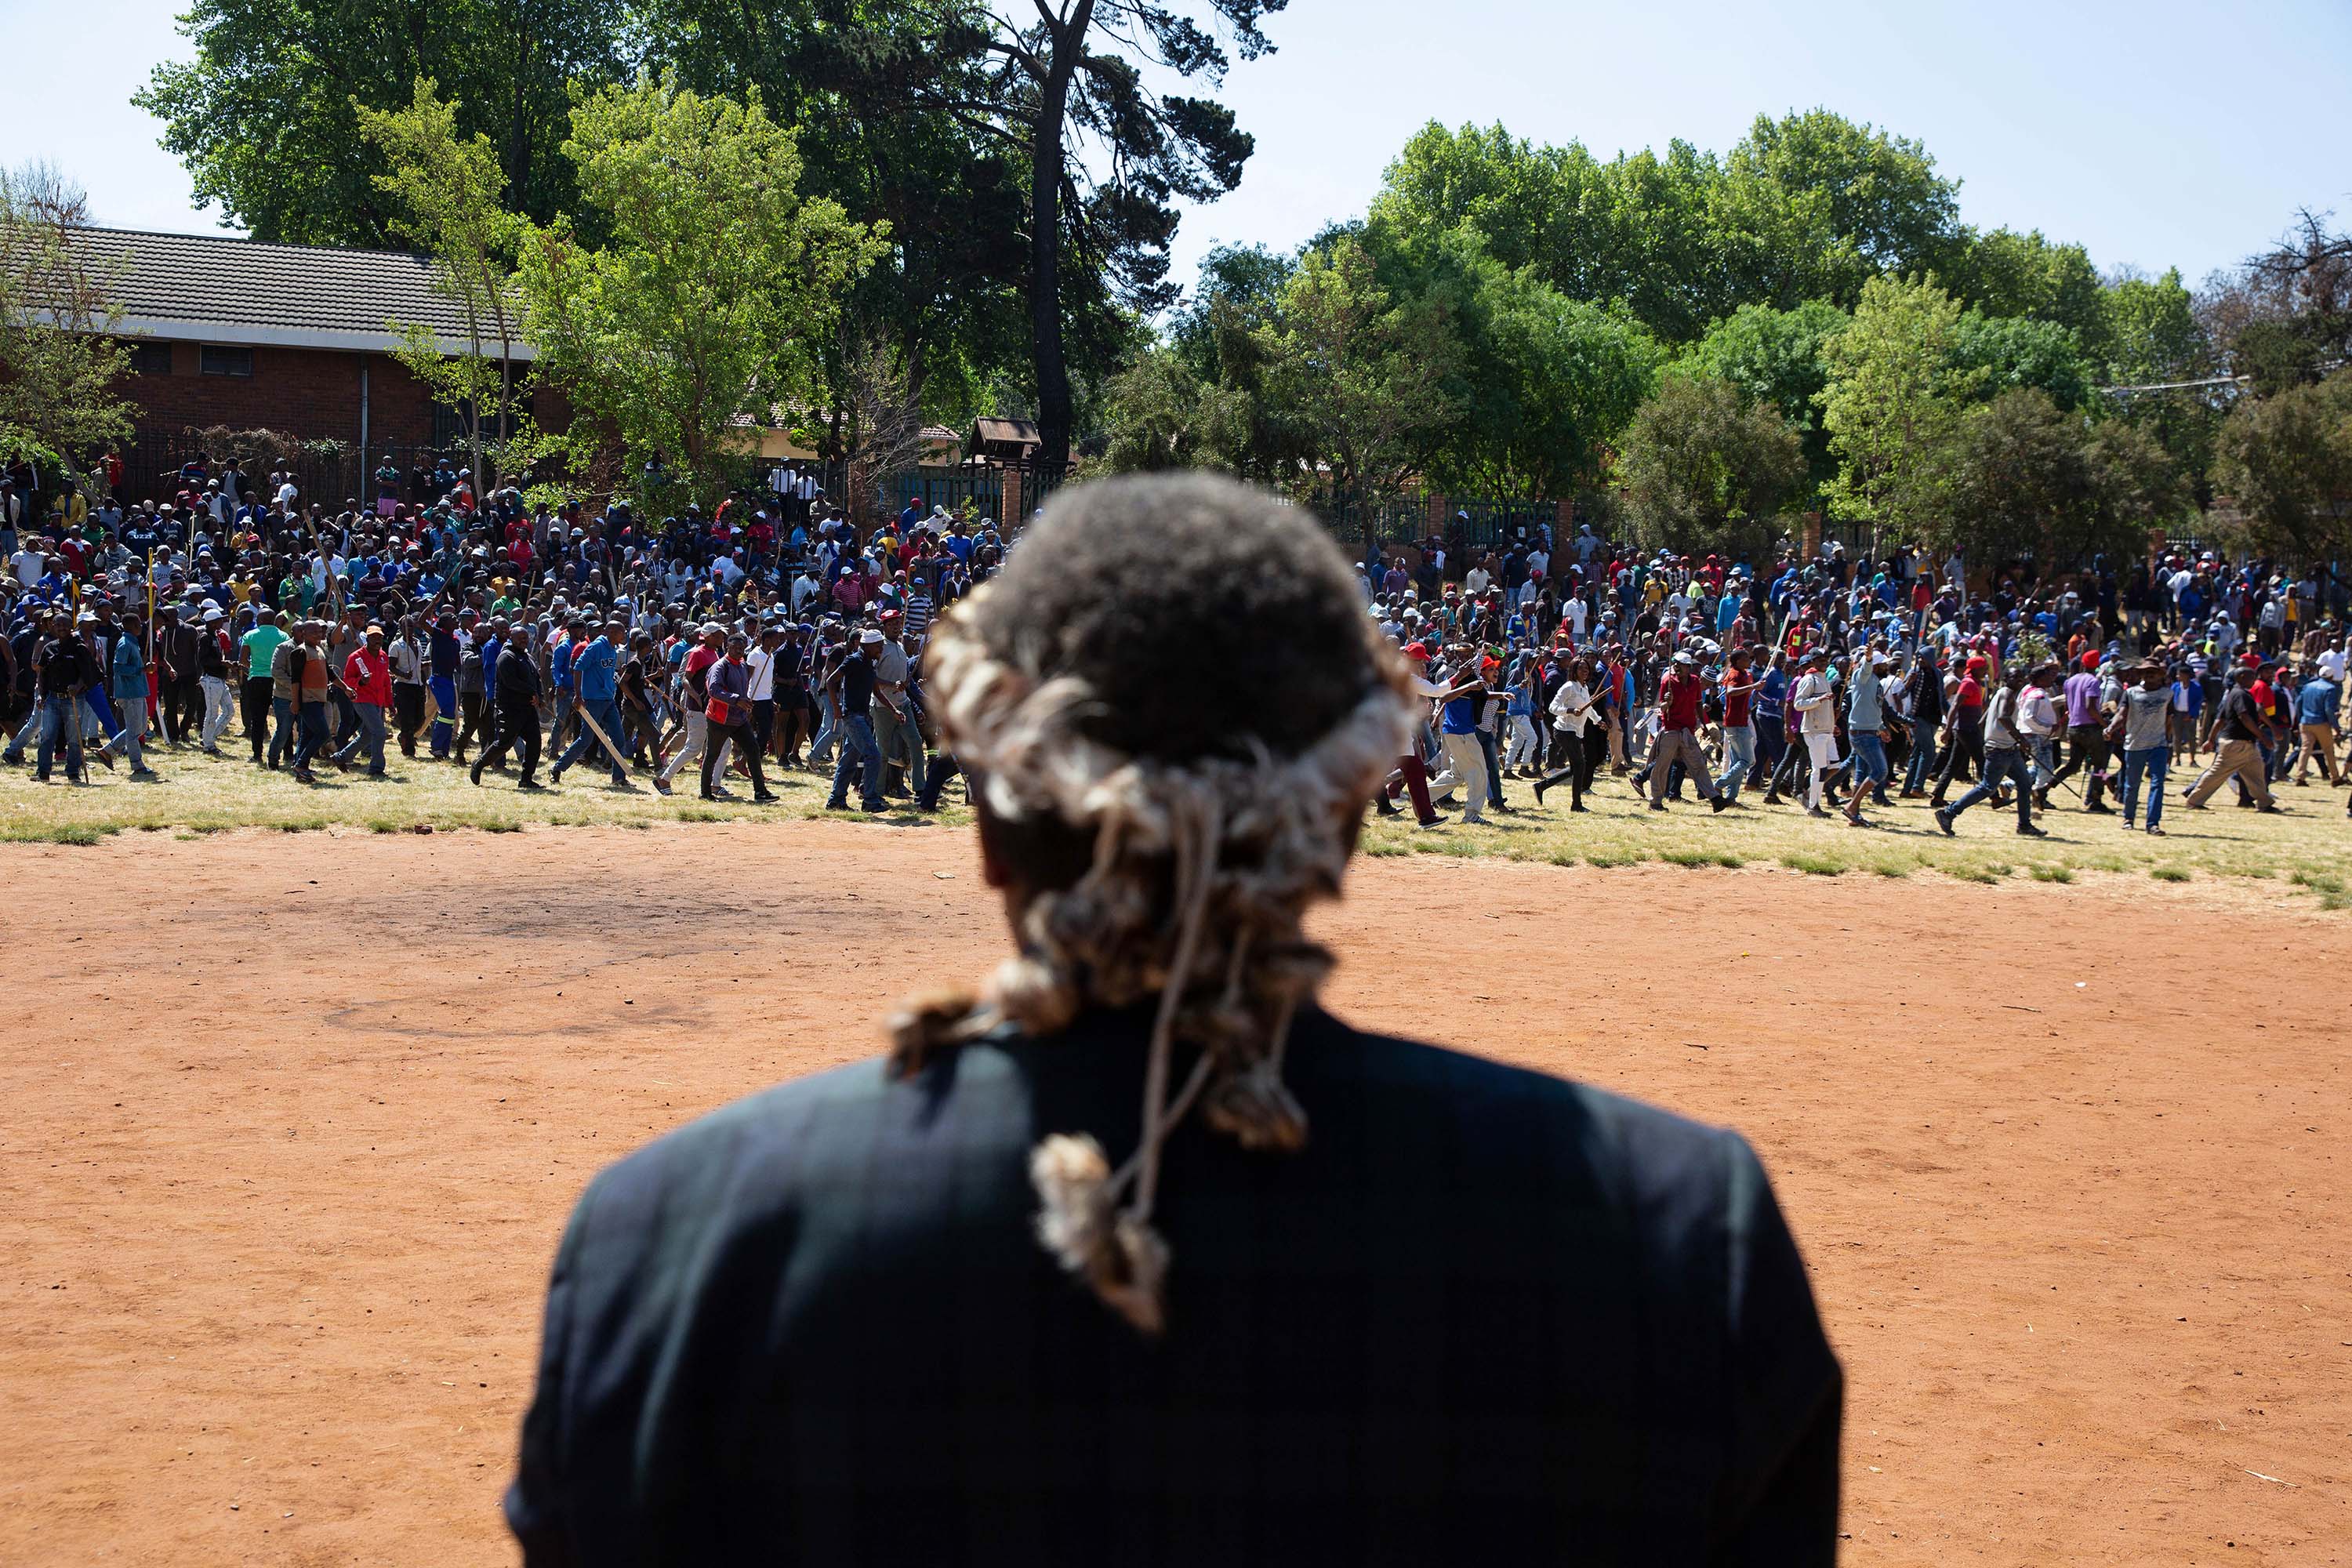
550, 637, 575, 691
574, 637, 619, 702
2296, 677, 2339, 725
1755, 669, 1788, 724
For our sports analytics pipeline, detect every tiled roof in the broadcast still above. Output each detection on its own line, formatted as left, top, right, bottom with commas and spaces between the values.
70, 227, 531, 357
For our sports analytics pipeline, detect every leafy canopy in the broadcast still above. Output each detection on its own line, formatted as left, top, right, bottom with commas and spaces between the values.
517, 74, 887, 509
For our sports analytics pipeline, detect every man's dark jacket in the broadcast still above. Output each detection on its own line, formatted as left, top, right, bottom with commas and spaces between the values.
506, 1004, 1842, 1565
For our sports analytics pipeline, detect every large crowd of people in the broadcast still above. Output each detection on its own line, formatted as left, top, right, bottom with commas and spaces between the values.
1364, 521, 2350, 837
5, 453, 2349, 841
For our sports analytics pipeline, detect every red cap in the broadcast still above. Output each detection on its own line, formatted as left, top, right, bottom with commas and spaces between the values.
1965, 655, 1989, 673
2081, 652, 2101, 671
1401, 641, 1429, 660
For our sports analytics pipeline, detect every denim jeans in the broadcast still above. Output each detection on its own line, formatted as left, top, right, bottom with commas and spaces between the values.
34, 694, 86, 779
1718, 722, 1755, 800
1849, 731, 1889, 795
2119, 746, 2169, 829
1903, 724, 1938, 793
270, 695, 296, 766
1946, 746, 2033, 826
292, 701, 332, 771
827, 713, 886, 809
554, 697, 630, 782
1475, 728, 1506, 806
334, 703, 388, 774
114, 700, 147, 771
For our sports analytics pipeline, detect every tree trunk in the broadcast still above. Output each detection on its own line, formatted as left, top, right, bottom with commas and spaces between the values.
1028, 3, 1092, 479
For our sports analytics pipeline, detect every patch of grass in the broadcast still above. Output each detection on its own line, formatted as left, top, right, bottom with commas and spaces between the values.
1362, 841, 1407, 858
2150, 865, 2191, 882
2029, 862, 2075, 884
1659, 847, 1716, 867
673, 807, 724, 824
1584, 847, 1643, 869
1780, 852, 1846, 877
480, 818, 524, 833
2291, 869, 2352, 909
1947, 862, 2004, 884
365, 818, 403, 834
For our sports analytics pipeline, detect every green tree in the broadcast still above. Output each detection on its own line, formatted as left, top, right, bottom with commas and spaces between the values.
2215, 368, 2352, 561
136, 0, 632, 245
0, 164, 135, 489
1094, 345, 1245, 473
517, 74, 887, 509
354, 78, 532, 488
2099, 267, 2218, 495
1252, 237, 1461, 495
1951, 310, 2091, 408
1819, 274, 1984, 554
639, 1, 1029, 439
1681, 298, 1849, 488
1945, 389, 2187, 567
1410, 241, 1664, 498
1951, 227, 2107, 359
874, 0, 1287, 478
1715, 110, 1963, 310
1617, 374, 1804, 559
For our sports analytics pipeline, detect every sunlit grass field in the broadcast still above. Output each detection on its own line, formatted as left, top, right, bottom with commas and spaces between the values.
0, 731, 944, 840
1357, 760, 2352, 909
4, 732, 2349, 910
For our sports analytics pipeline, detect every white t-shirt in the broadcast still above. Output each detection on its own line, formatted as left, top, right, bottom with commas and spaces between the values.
746, 644, 778, 701
1566, 599, 1588, 635
2316, 648, 2346, 684
1464, 567, 1490, 597
11, 546, 42, 587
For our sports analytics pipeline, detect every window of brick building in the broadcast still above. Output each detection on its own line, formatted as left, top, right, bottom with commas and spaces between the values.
129, 341, 173, 376
199, 345, 254, 377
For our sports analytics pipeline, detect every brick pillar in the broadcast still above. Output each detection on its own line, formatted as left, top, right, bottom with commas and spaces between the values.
1802, 510, 1822, 561
1001, 466, 1019, 526
1555, 498, 1574, 535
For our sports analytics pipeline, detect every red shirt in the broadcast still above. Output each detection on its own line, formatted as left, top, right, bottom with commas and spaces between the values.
1955, 674, 1984, 712
1659, 669, 1703, 731
1721, 671, 1751, 727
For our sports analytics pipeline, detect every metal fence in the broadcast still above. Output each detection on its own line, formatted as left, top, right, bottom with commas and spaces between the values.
120, 431, 467, 510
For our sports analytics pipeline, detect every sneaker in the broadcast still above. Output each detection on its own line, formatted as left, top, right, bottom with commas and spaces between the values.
2146, 824, 2166, 836
2016, 822, 2047, 837
131, 767, 158, 779
1933, 808, 1955, 837
1710, 795, 1728, 815
1414, 814, 1446, 828
1648, 800, 1668, 812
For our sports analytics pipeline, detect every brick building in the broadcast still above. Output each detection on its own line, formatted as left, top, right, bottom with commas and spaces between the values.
78, 227, 535, 500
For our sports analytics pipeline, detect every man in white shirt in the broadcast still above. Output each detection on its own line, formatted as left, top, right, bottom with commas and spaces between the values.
1789, 648, 1841, 816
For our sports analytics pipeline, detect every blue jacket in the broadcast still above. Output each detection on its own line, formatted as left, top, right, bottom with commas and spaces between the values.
110, 634, 146, 702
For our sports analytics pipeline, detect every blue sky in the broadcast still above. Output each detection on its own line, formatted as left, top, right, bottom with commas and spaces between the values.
7, 0, 2348, 293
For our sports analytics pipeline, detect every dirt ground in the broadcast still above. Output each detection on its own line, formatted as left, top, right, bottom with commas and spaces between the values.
1, 823, 2344, 1566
